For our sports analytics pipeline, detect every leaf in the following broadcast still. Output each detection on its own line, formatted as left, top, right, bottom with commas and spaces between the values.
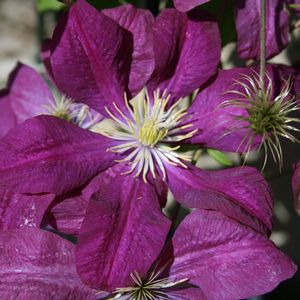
37, 0, 65, 12
207, 149, 233, 167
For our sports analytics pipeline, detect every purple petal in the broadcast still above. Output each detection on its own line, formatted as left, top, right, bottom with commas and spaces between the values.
236, 0, 289, 60
0, 229, 95, 299
166, 164, 273, 233
169, 288, 207, 300
49, 0, 132, 116
292, 162, 300, 214
103, 4, 155, 95
173, 0, 210, 12
148, 8, 220, 102
47, 166, 166, 236
48, 166, 141, 238
188, 67, 262, 152
48, 192, 88, 236
0, 115, 118, 194
168, 210, 297, 300
0, 189, 54, 230
0, 91, 16, 138
76, 165, 171, 290
6, 63, 53, 123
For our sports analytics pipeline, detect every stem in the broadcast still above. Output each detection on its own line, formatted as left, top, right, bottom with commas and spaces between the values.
260, 0, 266, 80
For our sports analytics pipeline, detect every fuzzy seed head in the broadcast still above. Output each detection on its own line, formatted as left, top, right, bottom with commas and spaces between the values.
222, 71, 300, 170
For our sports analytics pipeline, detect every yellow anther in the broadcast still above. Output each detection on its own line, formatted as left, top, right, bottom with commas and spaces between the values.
138, 119, 168, 147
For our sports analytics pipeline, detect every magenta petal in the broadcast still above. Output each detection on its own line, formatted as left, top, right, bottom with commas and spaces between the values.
168, 210, 297, 300
103, 4, 155, 96
292, 162, 300, 214
236, 0, 289, 60
0, 189, 54, 230
169, 288, 207, 300
167, 164, 273, 233
48, 193, 88, 236
49, 0, 132, 115
148, 8, 220, 102
0, 229, 95, 299
76, 166, 171, 291
6, 63, 53, 123
0, 115, 118, 194
173, 0, 210, 12
0, 92, 16, 138
188, 67, 262, 152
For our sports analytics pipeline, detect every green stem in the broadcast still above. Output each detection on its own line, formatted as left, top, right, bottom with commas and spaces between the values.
260, 0, 266, 81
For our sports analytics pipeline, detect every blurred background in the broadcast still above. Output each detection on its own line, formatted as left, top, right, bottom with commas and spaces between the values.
0, 0, 299, 299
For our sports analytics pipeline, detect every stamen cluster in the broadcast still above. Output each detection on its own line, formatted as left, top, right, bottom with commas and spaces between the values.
44, 94, 101, 130
110, 270, 188, 300
96, 89, 197, 182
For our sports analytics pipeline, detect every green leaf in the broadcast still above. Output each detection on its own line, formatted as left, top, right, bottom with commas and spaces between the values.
37, 0, 65, 12
207, 149, 233, 167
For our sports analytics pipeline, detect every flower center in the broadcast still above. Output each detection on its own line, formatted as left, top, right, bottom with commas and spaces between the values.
109, 270, 189, 300
138, 118, 168, 147
44, 94, 102, 130
94, 88, 197, 182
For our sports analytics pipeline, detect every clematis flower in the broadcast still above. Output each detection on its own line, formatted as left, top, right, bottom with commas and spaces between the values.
292, 162, 300, 214
76, 204, 296, 299
0, 228, 96, 299
42, 159, 273, 296
0, 63, 102, 139
189, 66, 300, 169
235, 0, 290, 60
0, 0, 275, 275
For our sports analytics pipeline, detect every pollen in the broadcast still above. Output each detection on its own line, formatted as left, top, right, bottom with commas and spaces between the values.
94, 88, 197, 182
138, 118, 168, 147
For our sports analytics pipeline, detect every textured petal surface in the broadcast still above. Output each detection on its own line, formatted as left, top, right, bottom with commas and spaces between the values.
0, 189, 54, 230
173, 0, 210, 12
167, 164, 273, 233
0, 229, 95, 300
5, 63, 53, 123
0, 91, 16, 138
292, 162, 300, 214
188, 67, 261, 152
103, 4, 155, 95
76, 165, 171, 291
169, 288, 207, 300
65, 165, 168, 231
236, 0, 289, 60
49, 0, 132, 116
0, 116, 118, 194
148, 8, 220, 102
48, 192, 88, 236
49, 168, 147, 236
168, 210, 297, 300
